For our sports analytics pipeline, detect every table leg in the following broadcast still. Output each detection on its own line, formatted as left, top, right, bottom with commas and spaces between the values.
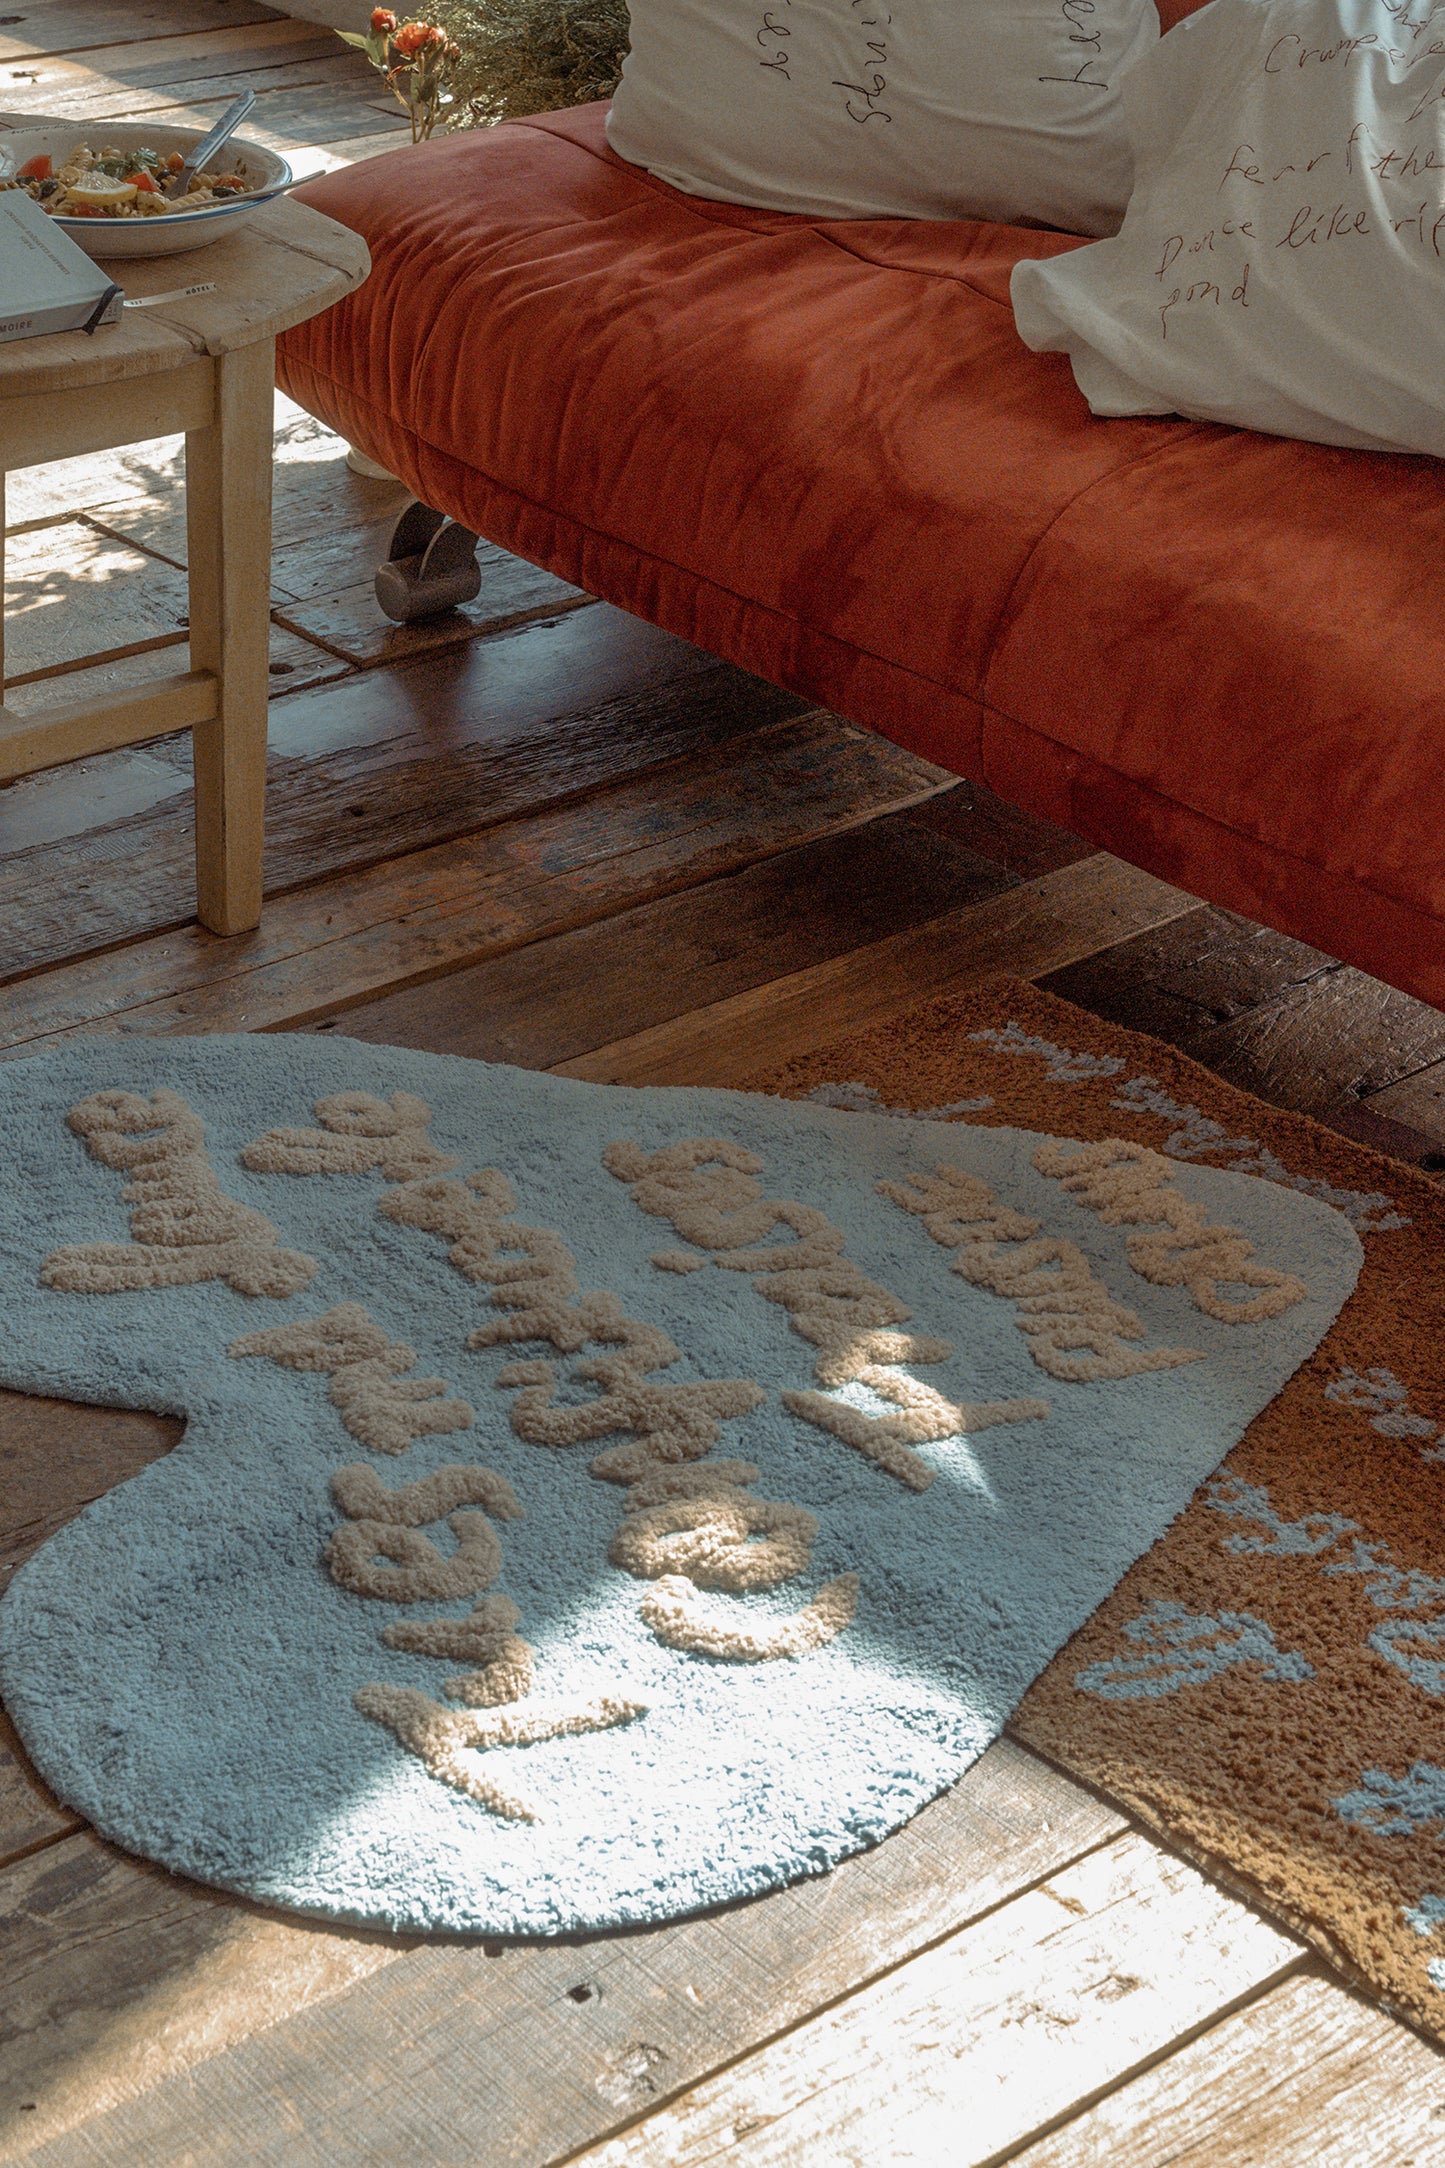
185, 338, 274, 936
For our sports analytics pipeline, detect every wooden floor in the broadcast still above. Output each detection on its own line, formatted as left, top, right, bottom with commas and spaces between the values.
3, 7, 1445, 2162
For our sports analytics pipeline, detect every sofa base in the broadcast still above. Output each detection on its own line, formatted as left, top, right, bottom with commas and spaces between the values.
277, 107, 1445, 1013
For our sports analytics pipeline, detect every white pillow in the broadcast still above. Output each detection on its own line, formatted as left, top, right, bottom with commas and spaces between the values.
1011, 0, 1445, 455
605, 0, 1159, 238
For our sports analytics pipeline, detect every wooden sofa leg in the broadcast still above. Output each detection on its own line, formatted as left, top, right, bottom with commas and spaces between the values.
374, 501, 483, 623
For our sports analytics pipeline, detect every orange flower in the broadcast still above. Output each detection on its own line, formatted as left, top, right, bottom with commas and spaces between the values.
391, 19, 432, 54
370, 7, 397, 29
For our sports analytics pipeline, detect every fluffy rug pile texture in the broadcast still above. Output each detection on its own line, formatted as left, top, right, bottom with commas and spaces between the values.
749, 978, 1445, 2040
0, 1032, 1356, 1936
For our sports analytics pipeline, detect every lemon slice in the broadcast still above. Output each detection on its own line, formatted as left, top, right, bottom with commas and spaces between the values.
64, 178, 138, 208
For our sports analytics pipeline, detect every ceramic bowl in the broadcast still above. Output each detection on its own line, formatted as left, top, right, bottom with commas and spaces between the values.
0, 124, 291, 258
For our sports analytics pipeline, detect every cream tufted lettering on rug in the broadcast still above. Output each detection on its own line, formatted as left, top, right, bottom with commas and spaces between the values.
877, 1162, 1204, 1382
42, 1089, 318, 1299
380, 1176, 769, 1481
327, 1461, 522, 1601
1032, 1138, 1308, 1324
229, 1303, 474, 1455
604, 1138, 1050, 1487
227, 1300, 474, 1456
328, 1461, 640, 1815
381, 1588, 529, 1680
382, 1164, 855, 1661
610, 1462, 861, 1661
242, 1091, 459, 1183
352, 1684, 646, 1821
640, 1572, 860, 1662
610, 1481, 816, 1591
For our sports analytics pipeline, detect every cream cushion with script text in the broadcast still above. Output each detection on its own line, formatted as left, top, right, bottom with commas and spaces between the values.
1011, 0, 1445, 454
605, 0, 1158, 238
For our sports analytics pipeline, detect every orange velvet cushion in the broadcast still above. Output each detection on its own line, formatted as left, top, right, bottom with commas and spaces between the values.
278, 107, 1188, 769
278, 104, 1445, 1004
1155, 0, 1211, 26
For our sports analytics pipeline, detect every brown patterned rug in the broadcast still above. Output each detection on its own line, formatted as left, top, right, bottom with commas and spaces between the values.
746, 976, 1445, 2041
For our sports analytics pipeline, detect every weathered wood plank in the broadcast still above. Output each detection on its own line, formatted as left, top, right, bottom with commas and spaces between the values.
47, 392, 403, 561
317, 810, 1019, 1066
1186, 965, 1445, 1123
272, 551, 593, 666
0, 630, 801, 984
0, 1384, 171, 1874
0, 712, 947, 1043
0, 18, 327, 106
0, 1388, 181, 1596
0, 49, 374, 123
10, 1743, 1125, 2168
1040, 910, 1445, 1163
269, 515, 449, 605
123, 78, 412, 151
0, 671, 220, 785
4, 433, 185, 535
1037, 904, 1337, 1051
1044, 910, 1445, 1128
0, 0, 281, 68
0, 1832, 413, 2164
4, 618, 346, 715
4, 520, 189, 685
0, 507, 344, 702
1313, 1093, 1445, 1174
1365, 1057, 1445, 1150
288, 127, 414, 171
89, 399, 589, 664
0, 1712, 78, 1869
96, 434, 397, 589
551, 856, 1198, 1087
568, 1833, 1304, 2168
1010, 1970, 1445, 2168
903, 775, 1094, 881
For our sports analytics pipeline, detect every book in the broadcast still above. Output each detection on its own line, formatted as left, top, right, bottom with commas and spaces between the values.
0, 187, 122, 343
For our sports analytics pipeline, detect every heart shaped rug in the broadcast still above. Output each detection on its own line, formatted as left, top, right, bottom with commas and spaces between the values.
0, 1033, 1358, 1934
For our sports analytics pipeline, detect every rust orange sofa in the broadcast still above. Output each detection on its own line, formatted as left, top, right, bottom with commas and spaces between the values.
277, 99, 1445, 1009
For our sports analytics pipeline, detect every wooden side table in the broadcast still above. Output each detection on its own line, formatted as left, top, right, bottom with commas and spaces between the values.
0, 196, 369, 936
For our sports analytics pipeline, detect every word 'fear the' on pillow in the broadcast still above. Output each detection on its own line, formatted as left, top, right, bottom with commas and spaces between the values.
1012, 0, 1445, 456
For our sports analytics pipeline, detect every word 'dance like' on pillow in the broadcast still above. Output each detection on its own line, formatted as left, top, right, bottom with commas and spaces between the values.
606, 0, 1159, 238
1011, 0, 1445, 454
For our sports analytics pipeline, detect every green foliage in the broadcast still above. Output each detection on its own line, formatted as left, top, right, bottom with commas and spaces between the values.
435, 0, 630, 127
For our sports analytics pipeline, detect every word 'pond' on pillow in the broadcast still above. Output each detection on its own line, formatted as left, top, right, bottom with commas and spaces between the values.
1011, 0, 1445, 455
605, 0, 1160, 238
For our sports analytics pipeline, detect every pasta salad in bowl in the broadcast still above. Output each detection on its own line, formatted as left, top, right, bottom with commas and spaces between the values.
0, 124, 292, 257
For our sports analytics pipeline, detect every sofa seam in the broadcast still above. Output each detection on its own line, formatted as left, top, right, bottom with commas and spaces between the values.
812, 226, 1068, 306
980, 703, 1442, 933
510, 111, 836, 237
282, 359, 1426, 934
979, 423, 1218, 705
276, 360, 996, 705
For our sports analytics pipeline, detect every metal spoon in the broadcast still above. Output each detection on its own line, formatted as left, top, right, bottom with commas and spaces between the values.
215, 169, 322, 210
165, 87, 256, 199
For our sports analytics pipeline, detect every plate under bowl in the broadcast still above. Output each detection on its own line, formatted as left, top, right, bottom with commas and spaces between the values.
0, 124, 290, 258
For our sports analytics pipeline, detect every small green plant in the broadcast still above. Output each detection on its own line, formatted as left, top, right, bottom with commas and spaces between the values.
339, 0, 629, 135
438, 0, 630, 127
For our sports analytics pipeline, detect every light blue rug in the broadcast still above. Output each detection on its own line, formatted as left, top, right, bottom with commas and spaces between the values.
0, 1034, 1360, 1935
